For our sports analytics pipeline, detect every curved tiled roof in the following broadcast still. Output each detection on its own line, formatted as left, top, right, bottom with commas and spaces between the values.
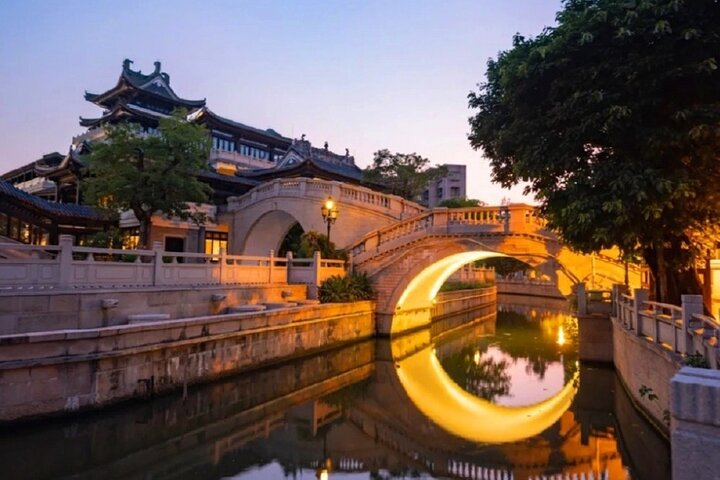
0, 179, 108, 221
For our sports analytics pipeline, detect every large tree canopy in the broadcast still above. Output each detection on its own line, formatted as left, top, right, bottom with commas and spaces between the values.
84, 109, 212, 248
468, 0, 720, 303
362, 149, 447, 202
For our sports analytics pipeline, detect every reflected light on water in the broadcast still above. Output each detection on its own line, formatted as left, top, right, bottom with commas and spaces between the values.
557, 325, 566, 346
396, 344, 579, 443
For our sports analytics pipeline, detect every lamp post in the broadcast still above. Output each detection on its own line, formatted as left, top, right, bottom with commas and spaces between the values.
320, 196, 339, 241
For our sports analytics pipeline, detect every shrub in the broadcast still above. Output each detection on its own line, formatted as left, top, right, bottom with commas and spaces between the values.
319, 272, 374, 303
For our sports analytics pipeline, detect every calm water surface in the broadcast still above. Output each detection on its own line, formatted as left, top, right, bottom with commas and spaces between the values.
0, 298, 669, 480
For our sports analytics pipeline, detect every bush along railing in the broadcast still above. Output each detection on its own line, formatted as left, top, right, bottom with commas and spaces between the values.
0, 235, 346, 290
588, 283, 720, 369
318, 272, 374, 303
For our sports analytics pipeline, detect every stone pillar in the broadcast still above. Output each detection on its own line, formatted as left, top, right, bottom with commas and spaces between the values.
433, 207, 449, 233
633, 288, 649, 336
347, 252, 354, 275
611, 283, 629, 318
285, 251, 293, 283
58, 234, 74, 287
268, 249, 275, 284
219, 248, 227, 284
671, 368, 720, 480
576, 282, 587, 316
153, 241, 163, 286
680, 294, 703, 355
312, 251, 322, 286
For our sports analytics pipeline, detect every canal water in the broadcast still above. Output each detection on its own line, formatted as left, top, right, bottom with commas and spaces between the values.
0, 297, 669, 480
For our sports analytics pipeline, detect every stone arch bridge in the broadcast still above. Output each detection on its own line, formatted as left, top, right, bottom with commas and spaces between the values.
225, 178, 640, 335
347, 206, 641, 335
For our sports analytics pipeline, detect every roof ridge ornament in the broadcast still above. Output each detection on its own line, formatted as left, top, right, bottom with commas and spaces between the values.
153, 61, 161, 75
122, 58, 133, 72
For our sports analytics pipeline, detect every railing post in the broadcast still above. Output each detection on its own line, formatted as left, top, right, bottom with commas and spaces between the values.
299, 178, 307, 196
268, 249, 275, 284
219, 248, 227, 284
680, 294, 704, 355
576, 283, 587, 315
286, 251, 293, 283
58, 234, 74, 287
347, 252, 354, 275
611, 284, 628, 318
153, 241, 163, 286
313, 251, 322, 286
633, 288, 649, 336
433, 207, 449, 233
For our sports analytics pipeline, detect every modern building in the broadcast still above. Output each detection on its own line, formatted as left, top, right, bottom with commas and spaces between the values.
422, 164, 467, 207
1, 59, 366, 252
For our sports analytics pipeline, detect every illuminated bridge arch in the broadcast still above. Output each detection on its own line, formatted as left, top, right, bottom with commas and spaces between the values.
349, 207, 641, 335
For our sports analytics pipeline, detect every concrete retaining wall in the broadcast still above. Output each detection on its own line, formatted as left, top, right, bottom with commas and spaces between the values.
431, 287, 497, 319
612, 319, 681, 435
0, 301, 374, 422
0, 284, 307, 334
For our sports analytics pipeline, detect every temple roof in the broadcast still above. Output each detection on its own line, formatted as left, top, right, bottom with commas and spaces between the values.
0, 179, 109, 223
79, 101, 168, 128
84, 59, 206, 111
189, 108, 292, 147
242, 140, 365, 184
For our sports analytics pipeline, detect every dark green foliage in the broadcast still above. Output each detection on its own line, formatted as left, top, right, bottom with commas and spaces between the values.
468, 0, 720, 303
278, 223, 304, 256
319, 272, 374, 303
684, 352, 710, 368
362, 149, 447, 202
83, 109, 212, 248
438, 197, 485, 208
296, 230, 347, 260
80, 227, 123, 249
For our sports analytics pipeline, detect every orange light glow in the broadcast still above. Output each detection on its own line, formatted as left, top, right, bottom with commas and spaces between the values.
395, 343, 579, 443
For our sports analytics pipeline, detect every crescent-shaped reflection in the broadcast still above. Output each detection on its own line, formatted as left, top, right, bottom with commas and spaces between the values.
395, 344, 579, 444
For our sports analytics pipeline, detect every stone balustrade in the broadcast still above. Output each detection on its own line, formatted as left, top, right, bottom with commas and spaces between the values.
605, 287, 720, 367
227, 177, 426, 219
0, 236, 345, 291
348, 204, 549, 265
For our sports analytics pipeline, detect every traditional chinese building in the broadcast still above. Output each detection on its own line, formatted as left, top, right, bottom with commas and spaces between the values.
1, 59, 366, 251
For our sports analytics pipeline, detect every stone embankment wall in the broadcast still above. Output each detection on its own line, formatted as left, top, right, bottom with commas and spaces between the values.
0, 340, 375, 479
0, 284, 307, 335
431, 287, 497, 319
0, 301, 374, 423
612, 320, 680, 435
496, 279, 564, 299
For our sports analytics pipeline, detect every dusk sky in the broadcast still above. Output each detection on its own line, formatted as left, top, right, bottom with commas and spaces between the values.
0, 0, 562, 203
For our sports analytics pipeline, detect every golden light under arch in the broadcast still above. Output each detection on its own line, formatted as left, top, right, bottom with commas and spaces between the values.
395, 344, 579, 444
396, 251, 510, 312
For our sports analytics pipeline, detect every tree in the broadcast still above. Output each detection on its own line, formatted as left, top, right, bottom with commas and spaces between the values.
362, 149, 448, 202
296, 230, 347, 260
83, 109, 212, 249
438, 197, 486, 208
468, 0, 720, 304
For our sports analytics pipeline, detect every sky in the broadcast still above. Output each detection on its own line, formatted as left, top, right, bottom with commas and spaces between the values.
0, 0, 563, 204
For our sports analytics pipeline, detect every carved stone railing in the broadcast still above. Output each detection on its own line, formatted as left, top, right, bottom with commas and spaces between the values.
349, 205, 549, 266
227, 177, 426, 219
0, 236, 346, 291
605, 286, 720, 368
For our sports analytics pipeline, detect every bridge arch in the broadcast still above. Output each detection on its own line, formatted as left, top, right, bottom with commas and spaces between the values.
350, 207, 642, 335
225, 178, 425, 254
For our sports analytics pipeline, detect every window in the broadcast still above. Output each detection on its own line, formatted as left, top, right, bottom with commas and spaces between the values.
436, 188, 443, 198
0, 213, 7, 237
450, 187, 461, 197
121, 228, 140, 250
9, 217, 19, 241
204, 231, 228, 256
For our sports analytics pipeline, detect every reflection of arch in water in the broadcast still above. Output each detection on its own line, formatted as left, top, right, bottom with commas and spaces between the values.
395, 343, 579, 444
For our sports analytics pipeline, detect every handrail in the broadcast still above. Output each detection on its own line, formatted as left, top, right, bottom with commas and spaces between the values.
227, 177, 426, 219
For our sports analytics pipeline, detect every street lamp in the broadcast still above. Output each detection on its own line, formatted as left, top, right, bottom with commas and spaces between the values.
321, 196, 339, 241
